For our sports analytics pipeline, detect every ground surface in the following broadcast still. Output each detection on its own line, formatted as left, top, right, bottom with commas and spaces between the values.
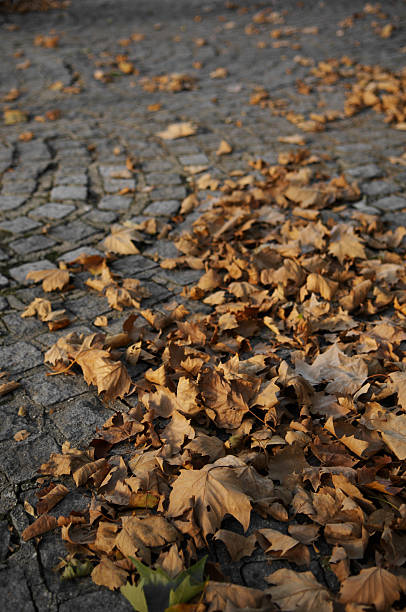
0, 0, 406, 610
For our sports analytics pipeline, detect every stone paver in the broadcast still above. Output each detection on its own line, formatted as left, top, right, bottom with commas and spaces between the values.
1, 0, 406, 609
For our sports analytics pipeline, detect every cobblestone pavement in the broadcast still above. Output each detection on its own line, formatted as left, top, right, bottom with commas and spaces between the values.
0, 0, 406, 609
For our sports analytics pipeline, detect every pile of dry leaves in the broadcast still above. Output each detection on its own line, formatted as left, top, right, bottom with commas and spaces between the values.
19, 145, 406, 611
251, 57, 406, 134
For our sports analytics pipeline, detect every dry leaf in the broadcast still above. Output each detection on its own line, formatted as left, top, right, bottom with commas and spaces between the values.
104, 226, 140, 255
267, 569, 333, 612
216, 140, 232, 155
339, 567, 404, 611
157, 122, 197, 140
214, 529, 256, 561
22, 514, 58, 541
26, 269, 70, 292
167, 460, 251, 537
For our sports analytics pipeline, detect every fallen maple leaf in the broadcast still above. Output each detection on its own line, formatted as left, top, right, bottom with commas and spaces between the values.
76, 349, 132, 401
91, 556, 128, 590
104, 225, 140, 255
167, 459, 252, 537
26, 268, 70, 292
339, 566, 404, 611
214, 529, 256, 561
266, 569, 333, 612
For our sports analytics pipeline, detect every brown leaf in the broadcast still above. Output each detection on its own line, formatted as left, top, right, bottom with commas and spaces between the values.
185, 434, 225, 462
329, 225, 366, 264
37, 484, 69, 514
104, 225, 140, 255
76, 349, 132, 401
204, 582, 273, 612
339, 567, 404, 611
26, 269, 70, 291
0, 379, 20, 397
387, 371, 406, 411
91, 556, 128, 590
157, 122, 197, 140
306, 273, 338, 301
361, 403, 406, 460
266, 569, 333, 612
295, 344, 368, 395
21, 297, 52, 320
214, 529, 256, 561
14, 429, 30, 441
216, 140, 232, 155
167, 459, 252, 537
257, 528, 310, 566
22, 514, 58, 541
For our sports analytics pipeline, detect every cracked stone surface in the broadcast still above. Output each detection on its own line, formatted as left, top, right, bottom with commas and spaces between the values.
0, 0, 406, 609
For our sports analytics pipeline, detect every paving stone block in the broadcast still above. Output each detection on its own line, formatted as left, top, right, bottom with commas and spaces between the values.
0, 274, 8, 287
149, 186, 186, 200
98, 195, 132, 211
98, 164, 129, 177
59, 590, 133, 612
154, 268, 202, 286
0, 567, 36, 611
0, 434, 58, 483
111, 254, 158, 276
346, 163, 383, 180
0, 217, 40, 234
50, 220, 96, 242
2, 312, 43, 336
0, 195, 27, 212
144, 199, 180, 216
10, 235, 56, 255
0, 341, 42, 372
361, 181, 398, 197
50, 394, 111, 447
9, 260, 55, 285
374, 195, 406, 211
179, 153, 209, 165
32, 203, 76, 219
0, 521, 10, 561
146, 172, 182, 185
1, 180, 36, 195
144, 239, 180, 259
84, 209, 117, 225
54, 173, 87, 186
103, 178, 136, 193
143, 159, 173, 172
64, 294, 110, 318
50, 185, 87, 201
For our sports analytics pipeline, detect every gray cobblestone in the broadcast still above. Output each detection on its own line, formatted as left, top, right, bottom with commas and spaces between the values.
0, 217, 40, 234
144, 199, 181, 216
0, 196, 27, 212
98, 195, 132, 211
0, 341, 43, 373
50, 186, 87, 202
146, 172, 182, 185
362, 181, 398, 198
50, 221, 96, 243
10, 235, 56, 255
374, 195, 406, 211
32, 203, 76, 219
